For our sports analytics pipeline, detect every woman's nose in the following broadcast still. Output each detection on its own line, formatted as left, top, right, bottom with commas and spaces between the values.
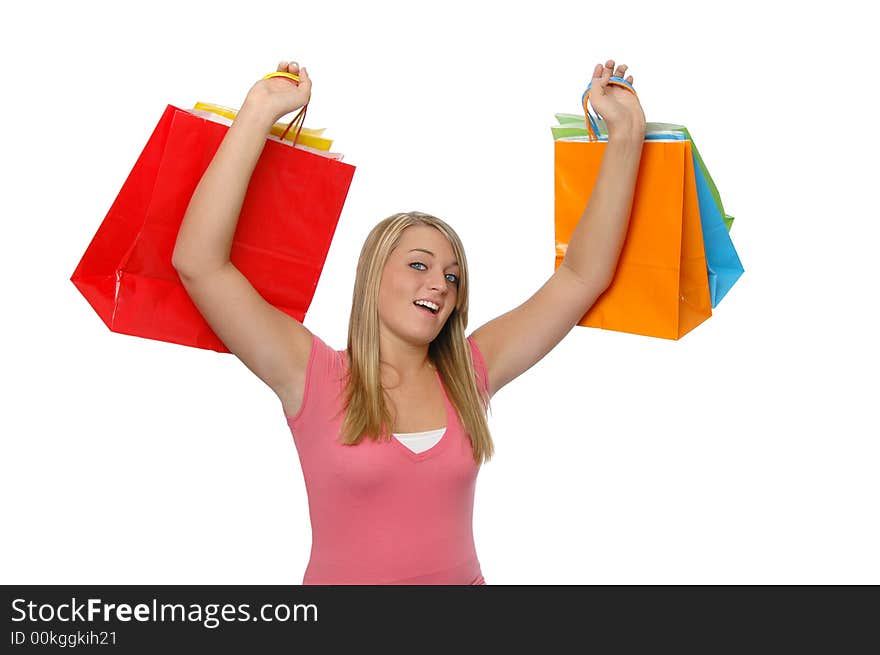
429, 274, 448, 291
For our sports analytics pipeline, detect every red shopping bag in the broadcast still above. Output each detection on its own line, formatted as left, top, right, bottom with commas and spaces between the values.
71, 104, 355, 352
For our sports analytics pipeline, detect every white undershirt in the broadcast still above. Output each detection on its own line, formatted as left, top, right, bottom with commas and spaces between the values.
392, 428, 446, 454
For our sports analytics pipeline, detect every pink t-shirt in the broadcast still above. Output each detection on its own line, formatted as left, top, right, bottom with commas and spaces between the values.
285, 333, 490, 585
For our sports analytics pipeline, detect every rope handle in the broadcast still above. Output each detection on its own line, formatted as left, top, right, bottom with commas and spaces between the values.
581, 75, 638, 142
261, 71, 308, 145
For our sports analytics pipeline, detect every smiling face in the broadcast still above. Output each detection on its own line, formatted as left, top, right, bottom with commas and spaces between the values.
377, 224, 460, 346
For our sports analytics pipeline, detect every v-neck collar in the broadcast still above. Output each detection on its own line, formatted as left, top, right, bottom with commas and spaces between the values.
388, 368, 452, 463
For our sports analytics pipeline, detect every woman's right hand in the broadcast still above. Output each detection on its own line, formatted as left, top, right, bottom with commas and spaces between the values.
243, 60, 312, 124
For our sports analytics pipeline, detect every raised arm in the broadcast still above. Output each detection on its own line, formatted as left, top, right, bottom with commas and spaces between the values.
469, 60, 647, 397
171, 61, 315, 415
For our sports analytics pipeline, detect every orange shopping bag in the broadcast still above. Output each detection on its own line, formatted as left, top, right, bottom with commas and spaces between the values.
554, 129, 712, 340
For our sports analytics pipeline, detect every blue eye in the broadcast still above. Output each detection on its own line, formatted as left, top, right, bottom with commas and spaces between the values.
410, 262, 459, 286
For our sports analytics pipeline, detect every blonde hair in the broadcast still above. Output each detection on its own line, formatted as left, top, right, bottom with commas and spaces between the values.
335, 211, 494, 465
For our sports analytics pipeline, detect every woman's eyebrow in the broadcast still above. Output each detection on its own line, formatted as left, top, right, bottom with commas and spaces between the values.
408, 248, 459, 267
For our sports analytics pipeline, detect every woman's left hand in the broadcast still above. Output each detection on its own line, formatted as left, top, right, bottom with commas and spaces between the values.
588, 59, 647, 138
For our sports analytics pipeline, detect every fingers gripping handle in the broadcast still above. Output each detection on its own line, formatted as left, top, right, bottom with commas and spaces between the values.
261, 71, 308, 145
581, 75, 638, 142
263, 71, 301, 83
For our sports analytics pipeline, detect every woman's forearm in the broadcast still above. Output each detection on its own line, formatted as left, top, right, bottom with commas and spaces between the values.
171, 101, 277, 277
561, 128, 645, 288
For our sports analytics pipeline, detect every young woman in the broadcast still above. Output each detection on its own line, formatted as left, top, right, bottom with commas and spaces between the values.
171, 58, 646, 585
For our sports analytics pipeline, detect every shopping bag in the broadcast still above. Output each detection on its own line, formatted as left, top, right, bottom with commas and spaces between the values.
554, 115, 735, 231
70, 103, 355, 352
554, 111, 712, 339
553, 115, 743, 308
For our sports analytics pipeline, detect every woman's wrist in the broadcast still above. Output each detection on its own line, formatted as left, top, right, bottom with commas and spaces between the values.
237, 95, 284, 130
607, 120, 646, 144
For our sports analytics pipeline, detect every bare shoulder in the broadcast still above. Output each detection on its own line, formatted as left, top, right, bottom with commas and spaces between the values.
275, 320, 317, 419
466, 330, 496, 399
174, 261, 316, 416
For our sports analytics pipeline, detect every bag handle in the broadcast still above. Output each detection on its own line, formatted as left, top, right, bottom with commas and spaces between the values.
261, 71, 308, 145
581, 75, 638, 142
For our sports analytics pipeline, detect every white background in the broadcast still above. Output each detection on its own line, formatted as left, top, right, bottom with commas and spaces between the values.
2, 0, 877, 584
